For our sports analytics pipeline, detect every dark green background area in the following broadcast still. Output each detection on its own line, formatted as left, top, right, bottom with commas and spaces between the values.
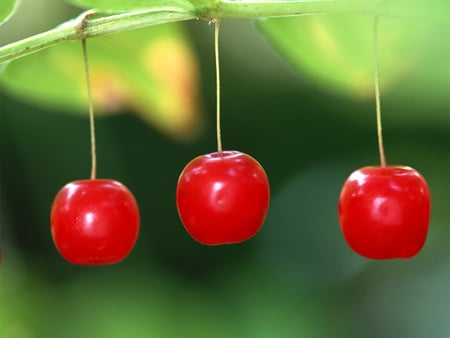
1, 18, 449, 338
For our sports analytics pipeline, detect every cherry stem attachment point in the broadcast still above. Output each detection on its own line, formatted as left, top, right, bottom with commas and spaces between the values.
214, 19, 223, 155
373, 15, 386, 167
79, 11, 97, 179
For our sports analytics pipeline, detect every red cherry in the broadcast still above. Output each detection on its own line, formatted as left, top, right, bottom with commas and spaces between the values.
176, 151, 270, 245
50, 179, 140, 265
338, 166, 431, 259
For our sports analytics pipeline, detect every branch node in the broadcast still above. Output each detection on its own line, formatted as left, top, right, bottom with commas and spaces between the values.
77, 9, 97, 36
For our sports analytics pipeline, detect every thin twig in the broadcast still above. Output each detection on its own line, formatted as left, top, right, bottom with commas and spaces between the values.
79, 11, 98, 179
214, 19, 223, 155
373, 15, 386, 167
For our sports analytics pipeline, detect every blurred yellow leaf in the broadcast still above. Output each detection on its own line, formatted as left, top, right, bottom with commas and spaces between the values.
1, 23, 202, 140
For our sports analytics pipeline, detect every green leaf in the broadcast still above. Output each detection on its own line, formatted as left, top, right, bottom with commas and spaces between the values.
1, 23, 202, 140
258, 11, 450, 107
66, 0, 196, 13
0, 0, 19, 26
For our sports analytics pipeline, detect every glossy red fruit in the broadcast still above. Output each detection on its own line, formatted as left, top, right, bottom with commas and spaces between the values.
176, 151, 270, 245
50, 179, 140, 265
338, 166, 430, 259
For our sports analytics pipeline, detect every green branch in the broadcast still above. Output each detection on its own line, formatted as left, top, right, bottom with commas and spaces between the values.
0, 8, 196, 64
211, 0, 372, 18
0, 0, 428, 64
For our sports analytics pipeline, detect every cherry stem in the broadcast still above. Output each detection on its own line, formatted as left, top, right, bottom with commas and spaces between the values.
214, 19, 223, 155
373, 15, 386, 167
81, 38, 97, 180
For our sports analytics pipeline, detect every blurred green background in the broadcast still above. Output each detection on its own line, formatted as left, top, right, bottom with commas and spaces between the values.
1, 1, 449, 337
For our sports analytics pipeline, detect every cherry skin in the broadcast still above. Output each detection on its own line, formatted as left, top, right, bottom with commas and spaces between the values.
176, 151, 270, 245
50, 179, 140, 265
338, 166, 430, 259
